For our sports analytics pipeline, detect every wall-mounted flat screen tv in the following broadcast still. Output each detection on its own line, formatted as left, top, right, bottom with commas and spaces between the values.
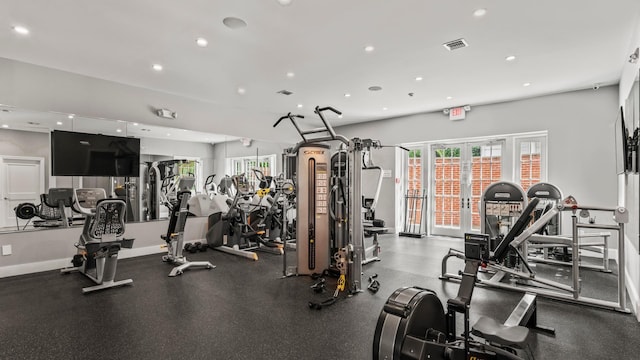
615, 106, 630, 174
51, 130, 140, 177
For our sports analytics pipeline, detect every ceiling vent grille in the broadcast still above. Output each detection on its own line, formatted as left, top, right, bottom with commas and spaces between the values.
443, 38, 468, 51
277, 89, 293, 96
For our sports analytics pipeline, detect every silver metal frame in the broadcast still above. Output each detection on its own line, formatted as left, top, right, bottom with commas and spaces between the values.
162, 189, 215, 276
441, 199, 630, 313
61, 189, 134, 293
274, 108, 383, 293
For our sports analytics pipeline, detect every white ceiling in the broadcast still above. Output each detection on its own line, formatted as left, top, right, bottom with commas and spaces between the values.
1, 0, 639, 139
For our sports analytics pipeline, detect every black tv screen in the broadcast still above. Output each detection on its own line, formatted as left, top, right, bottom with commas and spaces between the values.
51, 130, 140, 177
615, 106, 632, 175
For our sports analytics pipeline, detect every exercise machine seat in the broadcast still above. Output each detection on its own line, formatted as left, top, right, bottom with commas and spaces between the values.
85, 199, 126, 242
472, 316, 530, 348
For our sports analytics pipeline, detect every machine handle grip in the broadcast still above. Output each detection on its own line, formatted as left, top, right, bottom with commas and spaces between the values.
273, 113, 291, 128
317, 106, 342, 115
273, 113, 305, 127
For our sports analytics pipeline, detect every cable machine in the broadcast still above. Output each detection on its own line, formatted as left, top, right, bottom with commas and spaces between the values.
274, 106, 383, 294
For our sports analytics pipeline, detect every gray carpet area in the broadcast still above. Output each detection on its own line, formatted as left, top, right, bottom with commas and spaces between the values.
0, 234, 639, 359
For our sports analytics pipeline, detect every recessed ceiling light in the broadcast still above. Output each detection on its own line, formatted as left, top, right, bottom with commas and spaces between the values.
152, 64, 163, 71
237, 87, 246, 95
223, 17, 247, 29
286, 72, 295, 78
132, 122, 139, 126
344, 93, 351, 98
523, 82, 531, 87
68, 114, 75, 119
1, 124, 8, 128
382, 107, 388, 111
473, 8, 487, 17
56, 121, 63, 125
297, 104, 303, 108
338, 115, 343, 119
116, 129, 122, 133
364, 45, 375, 52
505, 55, 516, 61
446, 96, 453, 100
415, 76, 423, 81
277, 0, 293, 5
196, 37, 208, 47
166, 133, 171, 137
12, 25, 29, 35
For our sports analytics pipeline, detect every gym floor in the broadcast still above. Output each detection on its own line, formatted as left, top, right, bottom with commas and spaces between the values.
1, 235, 639, 359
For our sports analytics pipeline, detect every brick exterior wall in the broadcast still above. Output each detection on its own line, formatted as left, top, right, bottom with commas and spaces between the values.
406, 154, 541, 228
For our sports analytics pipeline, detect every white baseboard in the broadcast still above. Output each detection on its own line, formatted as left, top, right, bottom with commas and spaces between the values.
0, 258, 71, 279
0, 241, 206, 279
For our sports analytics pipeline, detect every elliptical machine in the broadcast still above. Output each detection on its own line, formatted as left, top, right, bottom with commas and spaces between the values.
61, 188, 135, 293
206, 173, 283, 260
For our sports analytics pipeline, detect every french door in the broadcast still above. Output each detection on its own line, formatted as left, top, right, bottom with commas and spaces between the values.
431, 140, 504, 237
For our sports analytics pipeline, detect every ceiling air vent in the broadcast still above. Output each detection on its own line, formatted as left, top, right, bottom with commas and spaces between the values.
443, 38, 468, 51
277, 90, 293, 96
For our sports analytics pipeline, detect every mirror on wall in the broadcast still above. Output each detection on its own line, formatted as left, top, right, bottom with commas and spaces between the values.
0, 105, 238, 233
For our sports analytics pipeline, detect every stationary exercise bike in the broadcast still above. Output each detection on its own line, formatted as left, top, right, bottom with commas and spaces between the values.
374, 235, 534, 360
61, 188, 135, 293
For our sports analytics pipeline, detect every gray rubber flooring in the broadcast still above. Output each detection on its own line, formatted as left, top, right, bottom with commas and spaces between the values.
0, 235, 639, 359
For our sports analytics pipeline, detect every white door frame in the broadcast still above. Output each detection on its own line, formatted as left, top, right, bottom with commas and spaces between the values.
0, 155, 46, 228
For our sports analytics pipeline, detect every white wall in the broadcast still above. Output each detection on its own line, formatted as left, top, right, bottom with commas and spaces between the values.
618, 18, 640, 320
336, 86, 621, 235
0, 57, 289, 142
211, 139, 293, 178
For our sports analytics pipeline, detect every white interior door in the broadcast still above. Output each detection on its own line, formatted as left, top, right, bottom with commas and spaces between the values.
1, 156, 45, 229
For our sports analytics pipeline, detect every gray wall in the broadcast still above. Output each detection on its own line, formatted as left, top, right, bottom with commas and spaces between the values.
140, 137, 215, 178
0, 129, 51, 188
212, 139, 293, 178
336, 86, 621, 232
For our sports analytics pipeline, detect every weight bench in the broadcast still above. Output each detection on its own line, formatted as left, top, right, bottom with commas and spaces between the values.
363, 226, 387, 265
472, 292, 554, 360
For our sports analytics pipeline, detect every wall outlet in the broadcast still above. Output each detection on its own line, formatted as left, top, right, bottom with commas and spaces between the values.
2, 245, 12, 256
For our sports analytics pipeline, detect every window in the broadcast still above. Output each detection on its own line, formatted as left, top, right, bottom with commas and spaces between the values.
515, 137, 546, 192
226, 154, 277, 190
407, 148, 423, 193
174, 156, 202, 192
